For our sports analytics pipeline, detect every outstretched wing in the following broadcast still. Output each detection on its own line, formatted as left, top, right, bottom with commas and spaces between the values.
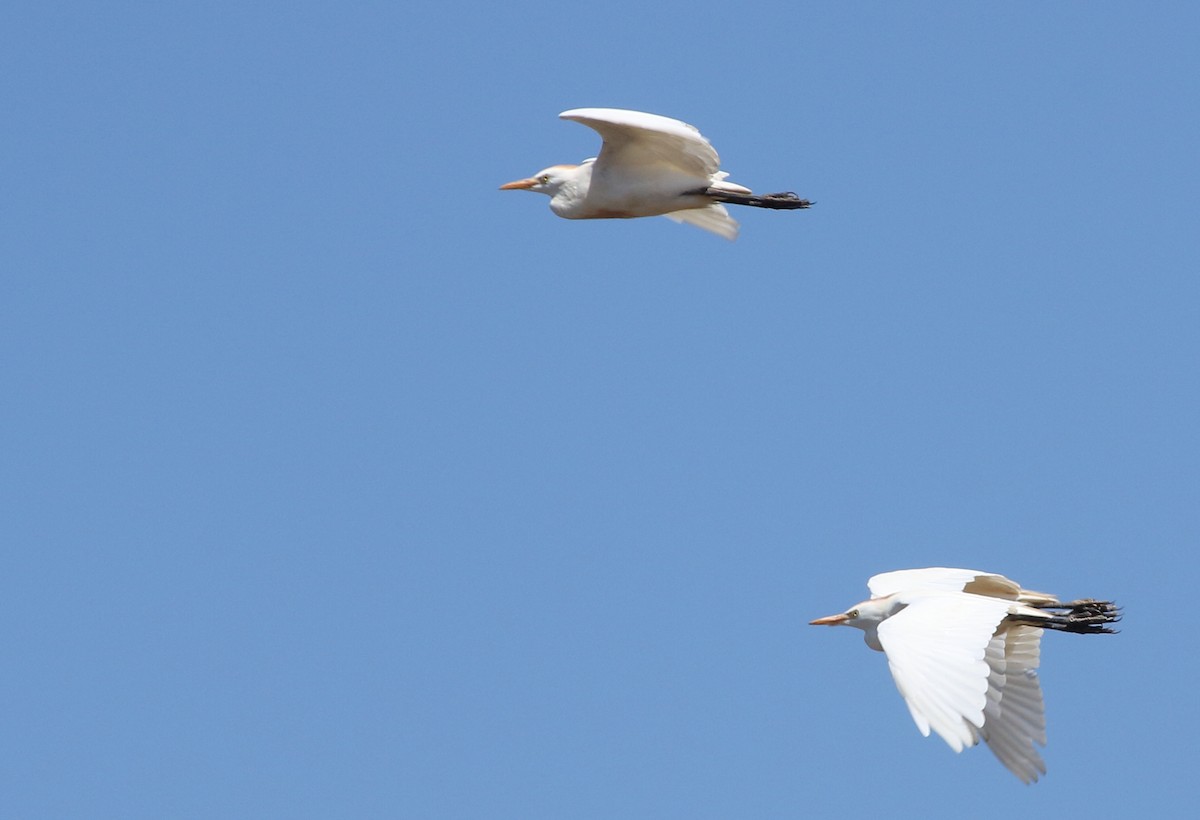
869, 568, 1024, 601
869, 568, 1059, 607
877, 592, 1013, 752
971, 624, 1048, 783
560, 108, 721, 184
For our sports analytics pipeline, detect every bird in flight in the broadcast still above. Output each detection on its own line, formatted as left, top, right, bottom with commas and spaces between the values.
500, 108, 811, 240
810, 567, 1120, 783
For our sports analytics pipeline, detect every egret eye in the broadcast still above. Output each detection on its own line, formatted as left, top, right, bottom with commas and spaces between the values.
539, 175, 551, 184
847, 609, 859, 618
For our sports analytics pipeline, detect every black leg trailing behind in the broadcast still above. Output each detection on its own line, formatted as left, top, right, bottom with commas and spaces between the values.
1022, 598, 1122, 634
704, 189, 814, 210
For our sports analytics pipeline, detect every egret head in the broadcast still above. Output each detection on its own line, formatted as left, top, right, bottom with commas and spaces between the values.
499, 164, 578, 197
811, 597, 900, 652
809, 606, 858, 628
810, 597, 898, 630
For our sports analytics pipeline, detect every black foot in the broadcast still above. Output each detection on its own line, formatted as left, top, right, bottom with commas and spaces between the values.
756, 192, 813, 209
1031, 598, 1122, 634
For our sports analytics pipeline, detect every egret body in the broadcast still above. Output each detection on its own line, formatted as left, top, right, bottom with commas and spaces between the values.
500, 108, 811, 240
810, 567, 1119, 783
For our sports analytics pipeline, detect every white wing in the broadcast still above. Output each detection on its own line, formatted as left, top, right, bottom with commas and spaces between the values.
870, 568, 1060, 607
559, 108, 721, 185
663, 203, 739, 240
877, 592, 1014, 752
869, 568, 1024, 601
971, 624, 1048, 783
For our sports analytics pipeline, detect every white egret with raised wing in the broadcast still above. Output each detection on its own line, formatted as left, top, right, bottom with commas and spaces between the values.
500, 108, 811, 240
810, 567, 1119, 783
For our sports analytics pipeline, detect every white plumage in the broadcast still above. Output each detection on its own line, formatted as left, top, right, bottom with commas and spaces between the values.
500, 108, 810, 240
811, 567, 1119, 783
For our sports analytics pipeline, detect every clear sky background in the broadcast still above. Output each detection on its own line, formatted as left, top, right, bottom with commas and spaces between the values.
3, 2, 1198, 817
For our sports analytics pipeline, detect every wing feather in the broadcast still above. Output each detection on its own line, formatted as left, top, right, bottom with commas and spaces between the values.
868, 568, 1024, 600
877, 593, 1013, 753
974, 624, 1047, 783
560, 108, 721, 184
662, 203, 739, 240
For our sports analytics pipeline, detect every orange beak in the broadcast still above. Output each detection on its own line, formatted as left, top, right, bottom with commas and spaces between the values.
499, 177, 537, 190
809, 613, 851, 626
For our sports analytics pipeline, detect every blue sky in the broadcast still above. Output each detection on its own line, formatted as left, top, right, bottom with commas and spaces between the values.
3, 2, 1198, 817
